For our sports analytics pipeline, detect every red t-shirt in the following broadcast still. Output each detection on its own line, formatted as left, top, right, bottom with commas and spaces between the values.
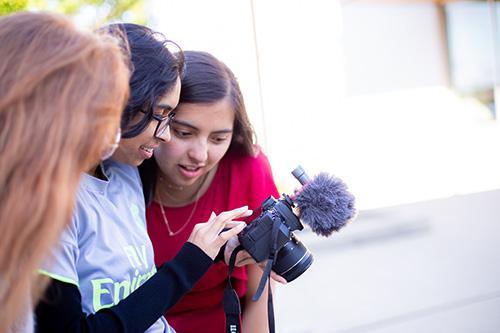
146, 148, 279, 333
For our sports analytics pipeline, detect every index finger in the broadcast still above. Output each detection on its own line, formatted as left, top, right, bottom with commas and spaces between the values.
209, 206, 252, 233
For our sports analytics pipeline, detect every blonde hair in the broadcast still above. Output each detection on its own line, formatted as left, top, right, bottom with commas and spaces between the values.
0, 11, 130, 330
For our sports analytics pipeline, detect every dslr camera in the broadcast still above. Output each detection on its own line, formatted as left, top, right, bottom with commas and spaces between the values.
238, 167, 313, 282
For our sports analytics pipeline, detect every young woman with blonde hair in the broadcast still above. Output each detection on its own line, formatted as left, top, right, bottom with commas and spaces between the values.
0, 11, 130, 332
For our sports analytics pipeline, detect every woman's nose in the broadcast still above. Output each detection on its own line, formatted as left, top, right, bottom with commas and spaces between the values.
188, 139, 208, 163
157, 125, 171, 142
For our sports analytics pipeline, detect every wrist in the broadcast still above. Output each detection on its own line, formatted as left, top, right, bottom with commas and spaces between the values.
214, 243, 226, 263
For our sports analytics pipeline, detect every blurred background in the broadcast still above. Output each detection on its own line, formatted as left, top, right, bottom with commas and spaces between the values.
3, 0, 500, 331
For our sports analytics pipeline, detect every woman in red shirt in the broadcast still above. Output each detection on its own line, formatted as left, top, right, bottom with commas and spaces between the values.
140, 50, 280, 332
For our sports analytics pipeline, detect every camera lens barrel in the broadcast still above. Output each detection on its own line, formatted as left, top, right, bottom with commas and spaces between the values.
272, 234, 313, 282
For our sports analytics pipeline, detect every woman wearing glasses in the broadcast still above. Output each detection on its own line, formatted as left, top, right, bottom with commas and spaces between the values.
35, 24, 250, 333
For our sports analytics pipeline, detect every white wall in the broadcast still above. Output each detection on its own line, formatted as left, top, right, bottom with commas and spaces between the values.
147, 0, 500, 210
342, 1, 449, 94
446, 1, 500, 93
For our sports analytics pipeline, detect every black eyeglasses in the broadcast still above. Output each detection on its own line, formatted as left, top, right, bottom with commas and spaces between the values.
153, 111, 175, 138
141, 109, 175, 139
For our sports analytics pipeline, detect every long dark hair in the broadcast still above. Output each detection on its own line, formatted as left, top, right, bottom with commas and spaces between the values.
105, 23, 184, 138
140, 51, 257, 203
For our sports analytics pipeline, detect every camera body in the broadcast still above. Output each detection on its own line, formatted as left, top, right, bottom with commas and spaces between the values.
238, 194, 313, 282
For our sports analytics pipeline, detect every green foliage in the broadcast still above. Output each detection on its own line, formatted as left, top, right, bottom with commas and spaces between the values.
0, 0, 146, 26
0, 0, 28, 15
107, 0, 146, 24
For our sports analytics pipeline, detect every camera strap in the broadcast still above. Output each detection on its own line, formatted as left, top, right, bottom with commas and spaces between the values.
224, 244, 244, 333
223, 219, 281, 333
252, 217, 280, 301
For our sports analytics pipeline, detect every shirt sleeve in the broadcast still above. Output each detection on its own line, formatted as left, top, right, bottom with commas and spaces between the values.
39, 216, 80, 287
35, 242, 213, 333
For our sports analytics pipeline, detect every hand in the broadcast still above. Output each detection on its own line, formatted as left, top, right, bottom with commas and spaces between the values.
187, 206, 252, 260
224, 235, 253, 266
224, 237, 288, 284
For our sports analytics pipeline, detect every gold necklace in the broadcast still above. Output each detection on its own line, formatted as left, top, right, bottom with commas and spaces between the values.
158, 198, 199, 236
157, 172, 209, 237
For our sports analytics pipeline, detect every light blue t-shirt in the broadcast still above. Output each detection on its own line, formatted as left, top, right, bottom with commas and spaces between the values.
41, 160, 174, 333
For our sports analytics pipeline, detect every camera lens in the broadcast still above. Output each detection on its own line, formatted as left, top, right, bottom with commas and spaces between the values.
272, 234, 313, 282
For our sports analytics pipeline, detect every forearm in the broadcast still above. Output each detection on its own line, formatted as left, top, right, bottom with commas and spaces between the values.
241, 264, 276, 333
114, 242, 213, 319
36, 242, 212, 332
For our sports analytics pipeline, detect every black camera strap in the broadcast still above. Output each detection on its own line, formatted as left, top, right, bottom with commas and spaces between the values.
223, 219, 281, 333
224, 244, 244, 333
252, 217, 280, 302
